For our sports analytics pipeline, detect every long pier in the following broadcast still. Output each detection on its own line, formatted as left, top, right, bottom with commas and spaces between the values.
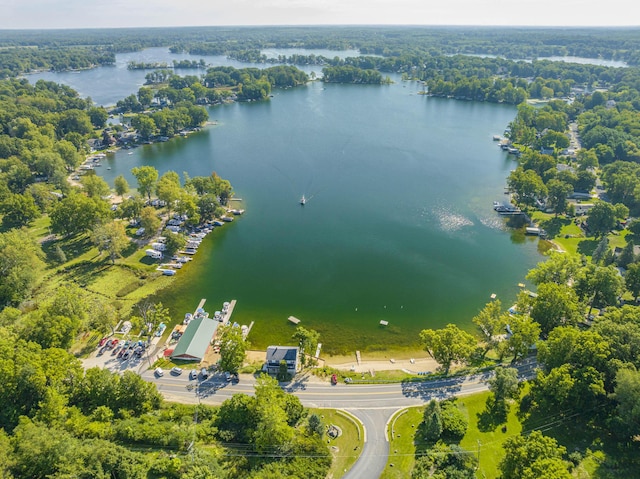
194, 298, 206, 314
221, 299, 237, 325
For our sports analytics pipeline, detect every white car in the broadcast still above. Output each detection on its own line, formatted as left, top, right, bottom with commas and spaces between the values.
154, 367, 164, 377
171, 367, 183, 376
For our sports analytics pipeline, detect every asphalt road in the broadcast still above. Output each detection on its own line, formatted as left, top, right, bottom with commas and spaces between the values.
143, 357, 538, 479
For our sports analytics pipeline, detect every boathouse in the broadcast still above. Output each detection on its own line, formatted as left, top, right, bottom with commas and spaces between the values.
170, 316, 219, 361
264, 346, 300, 376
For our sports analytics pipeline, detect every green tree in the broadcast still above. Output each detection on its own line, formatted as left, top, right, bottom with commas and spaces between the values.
57, 109, 93, 136
0, 229, 44, 307
472, 300, 509, 356
176, 190, 200, 225
139, 206, 161, 239
546, 179, 573, 217
488, 366, 519, 402
218, 325, 248, 373
0, 193, 39, 228
617, 240, 636, 268
91, 221, 129, 263
422, 399, 443, 442
500, 431, 568, 479
156, 170, 181, 214
508, 168, 547, 208
505, 315, 540, 362
82, 174, 111, 198
137, 86, 154, 108
420, 324, 476, 373
625, 262, 640, 300
575, 263, 624, 316
214, 393, 257, 442
162, 231, 186, 257
49, 193, 111, 237
21, 311, 79, 349
612, 368, 640, 437
117, 195, 144, 220
592, 236, 610, 264
521, 458, 572, 479
131, 166, 158, 201
196, 193, 221, 222
440, 400, 468, 441
306, 413, 324, 436
412, 442, 477, 479
587, 202, 628, 238
292, 326, 320, 368
526, 251, 580, 286
252, 374, 296, 452
530, 283, 580, 336
114, 175, 129, 197
87, 106, 108, 128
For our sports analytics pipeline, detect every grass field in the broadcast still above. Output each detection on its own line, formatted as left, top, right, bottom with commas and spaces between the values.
382, 390, 524, 479
309, 408, 364, 478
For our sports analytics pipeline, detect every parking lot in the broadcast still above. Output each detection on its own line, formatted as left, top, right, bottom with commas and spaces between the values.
83, 334, 163, 374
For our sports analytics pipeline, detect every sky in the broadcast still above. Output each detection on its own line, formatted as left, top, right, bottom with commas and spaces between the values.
0, 0, 638, 30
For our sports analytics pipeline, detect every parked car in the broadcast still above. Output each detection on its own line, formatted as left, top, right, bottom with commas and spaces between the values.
344, 377, 353, 384
224, 371, 231, 382
155, 368, 164, 377
331, 374, 338, 385
171, 367, 183, 376
189, 369, 198, 380
231, 373, 239, 383
98, 337, 108, 347
200, 368, 209, 380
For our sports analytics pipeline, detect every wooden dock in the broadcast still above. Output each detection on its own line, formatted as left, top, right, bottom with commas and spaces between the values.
222, 299, 237, 325
195, 298, 206, 314
314, 342, 322, 358
243, 320, 254, 340
379, 320, 389, 326
288, 316, 301, 325
356, 350, 361, 366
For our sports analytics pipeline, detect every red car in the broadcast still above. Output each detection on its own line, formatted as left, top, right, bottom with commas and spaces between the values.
331, 374, 338, 385
98, 337, 108, 347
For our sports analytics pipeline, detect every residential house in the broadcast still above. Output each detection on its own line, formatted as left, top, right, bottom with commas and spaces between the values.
264, 346, 300, 376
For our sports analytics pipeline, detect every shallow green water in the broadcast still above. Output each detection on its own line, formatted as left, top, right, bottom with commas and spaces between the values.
99, 80, 543, 354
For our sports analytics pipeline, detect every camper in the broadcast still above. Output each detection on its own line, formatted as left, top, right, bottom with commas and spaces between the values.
145, 249, 162, 259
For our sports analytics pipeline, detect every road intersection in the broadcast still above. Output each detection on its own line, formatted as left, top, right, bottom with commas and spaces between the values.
141, 357, 538, 478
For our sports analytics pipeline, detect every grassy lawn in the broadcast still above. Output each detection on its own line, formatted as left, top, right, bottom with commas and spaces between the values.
382, 390, 524, 479
458, 391, 522, 479
381, 407, 423, 479
309, 408, 364, 478
529, 210, 630, 257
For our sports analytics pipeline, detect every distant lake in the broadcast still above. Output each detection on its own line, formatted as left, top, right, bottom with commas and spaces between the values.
27, 47, 361, 107
28, 49, 544, 354
453, 53, 628, 68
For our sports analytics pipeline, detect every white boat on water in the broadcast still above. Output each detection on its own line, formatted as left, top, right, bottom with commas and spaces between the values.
300, 195, 306, 205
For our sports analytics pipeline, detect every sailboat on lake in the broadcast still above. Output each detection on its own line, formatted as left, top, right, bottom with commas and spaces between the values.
300, 195, 306, 205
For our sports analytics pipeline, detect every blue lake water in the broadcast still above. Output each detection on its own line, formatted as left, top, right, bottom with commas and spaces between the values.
28, 49, 545, 353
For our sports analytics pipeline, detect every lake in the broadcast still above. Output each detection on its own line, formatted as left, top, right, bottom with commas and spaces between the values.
29, 50, 545, 354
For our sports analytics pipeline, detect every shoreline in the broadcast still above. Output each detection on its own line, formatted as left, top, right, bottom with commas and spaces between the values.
246, 349, 441, 374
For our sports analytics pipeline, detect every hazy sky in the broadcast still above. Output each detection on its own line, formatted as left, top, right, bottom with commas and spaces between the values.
0, 0, 637, 30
